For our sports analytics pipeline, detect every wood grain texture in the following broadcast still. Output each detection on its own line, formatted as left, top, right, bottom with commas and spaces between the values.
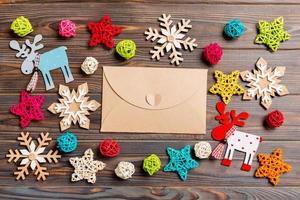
0, 0, 300, 199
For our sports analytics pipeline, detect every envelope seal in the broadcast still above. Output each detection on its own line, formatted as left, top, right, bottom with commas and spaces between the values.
145, 94, 161, 106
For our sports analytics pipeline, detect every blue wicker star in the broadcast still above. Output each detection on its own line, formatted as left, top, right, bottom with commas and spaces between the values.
163, 145, 199, 181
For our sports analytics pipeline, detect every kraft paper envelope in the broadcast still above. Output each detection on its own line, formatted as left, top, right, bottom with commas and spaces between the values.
101, 66, 207, 134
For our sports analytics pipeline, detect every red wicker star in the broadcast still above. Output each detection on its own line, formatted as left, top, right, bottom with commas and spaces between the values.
87, 15, 122, 49
10, 90, 45, 128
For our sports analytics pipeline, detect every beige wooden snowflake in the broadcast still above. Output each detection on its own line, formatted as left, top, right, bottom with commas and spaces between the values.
240, 57, 289, 109
69, 148, 106, 184
6, 132, 61, 181
145, 14, 197, 65
48, 82, 100, 131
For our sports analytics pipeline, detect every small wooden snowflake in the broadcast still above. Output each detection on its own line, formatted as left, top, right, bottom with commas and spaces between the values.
48, 83, 101, 131
145, 14, 197, 65
240, 57, 289, 109
209, 70, 244, 104
69, 148, 106, 184
6, 132, 61, 181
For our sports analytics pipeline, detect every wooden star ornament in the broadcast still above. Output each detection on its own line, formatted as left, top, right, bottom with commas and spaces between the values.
69, 148, 106, 184
10, 90, 45, 128
255, 148, 292, 186
240, 57, 289, 109
6, 132, 61, 181
48, 83, 101, 131
209, 70, 244, 104
255, 17, 291, 52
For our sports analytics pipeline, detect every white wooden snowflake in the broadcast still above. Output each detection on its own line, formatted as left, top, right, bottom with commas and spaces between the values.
145, 14, 197, 65
6, 132, 61, 181
48, 82, 101, 131
240, 57, 289, 109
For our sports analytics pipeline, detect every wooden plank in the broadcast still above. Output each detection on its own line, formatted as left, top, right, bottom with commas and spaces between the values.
0, 93, 299, 141
1, 141, 299, 187
2, 0, 300, 5
0, 3, 300, 49
0, 186, 299, 200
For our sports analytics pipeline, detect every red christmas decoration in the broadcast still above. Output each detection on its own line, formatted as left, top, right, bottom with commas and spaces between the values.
10, 90, 45, 128
266, 110, 284, 128
203, 43, 223, 65
87, 15, 122, 49
99, 139, 121, 157
212, 101, 249, 141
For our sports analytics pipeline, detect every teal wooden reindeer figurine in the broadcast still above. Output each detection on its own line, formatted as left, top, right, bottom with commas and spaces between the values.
9, 34, 74, 91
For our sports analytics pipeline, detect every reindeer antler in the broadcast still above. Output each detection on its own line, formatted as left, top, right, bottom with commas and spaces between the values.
9, 34, 44, 59
215, 101, 230, 125
212, 101, 249, 141
230, 110, 249, 127
9, 41, 30, 58
25, 34, 44, 56
214, 101, 249, 127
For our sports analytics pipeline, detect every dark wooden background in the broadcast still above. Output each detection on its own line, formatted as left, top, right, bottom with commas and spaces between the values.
0, 0, 299, 199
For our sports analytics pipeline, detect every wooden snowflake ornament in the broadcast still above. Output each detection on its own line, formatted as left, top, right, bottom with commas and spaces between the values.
145, 14, 197, 65
69, 148, 106, 184
6, 132, 61, 181
48, 83, 101, 131
240, 57, 289, 109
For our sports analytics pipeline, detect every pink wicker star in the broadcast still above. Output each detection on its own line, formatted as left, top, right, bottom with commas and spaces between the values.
87, 15, 122, 49
10, 91, 45, 128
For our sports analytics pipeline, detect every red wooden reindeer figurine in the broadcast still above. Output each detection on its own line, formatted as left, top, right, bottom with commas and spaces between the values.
211, 102, 263, 171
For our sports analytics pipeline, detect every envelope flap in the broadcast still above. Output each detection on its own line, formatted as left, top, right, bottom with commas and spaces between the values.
103, 66, 207, 110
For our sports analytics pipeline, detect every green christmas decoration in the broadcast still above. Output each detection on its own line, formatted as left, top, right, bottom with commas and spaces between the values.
143, 154, 161, 176
116, 39, 136, 59
255, 17, 291, 52
10, 16, 33, 37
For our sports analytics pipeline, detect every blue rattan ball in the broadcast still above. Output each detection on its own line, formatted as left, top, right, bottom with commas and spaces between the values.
57, 132, 78, 153
224, 19, 245, 39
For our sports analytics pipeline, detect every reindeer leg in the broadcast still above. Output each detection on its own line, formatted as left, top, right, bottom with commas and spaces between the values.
61, 65, 74, 83
221, 146, 233, 167
41, 71, 54, 90
241, 153, 252, 172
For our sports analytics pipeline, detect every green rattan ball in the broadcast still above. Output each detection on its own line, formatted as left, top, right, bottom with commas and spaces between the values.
116, 39, 136, 59
143, 154, 161, 176
10, 16, 33, 37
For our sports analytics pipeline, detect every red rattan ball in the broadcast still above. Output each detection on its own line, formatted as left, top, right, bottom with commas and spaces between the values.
203, 43, 223, 65
99, 139, 121, 157
266, 110, 284, 128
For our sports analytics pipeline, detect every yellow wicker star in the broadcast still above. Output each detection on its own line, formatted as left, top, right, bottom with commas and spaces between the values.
255, 148, 292, 186
255, 17, 291, 52
209, 70, 244, 104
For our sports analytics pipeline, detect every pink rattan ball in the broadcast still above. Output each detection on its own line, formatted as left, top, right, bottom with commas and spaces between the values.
59, 19, 76, 38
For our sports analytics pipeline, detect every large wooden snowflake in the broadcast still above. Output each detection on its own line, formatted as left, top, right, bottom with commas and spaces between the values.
48, 82, 100, 131
240, 57, 289, 109
145, 14, 197, 65
6, 132, 61, 181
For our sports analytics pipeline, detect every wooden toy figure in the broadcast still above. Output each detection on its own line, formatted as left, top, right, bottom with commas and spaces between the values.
211, 102, 263, 171
9, 34, 74, 91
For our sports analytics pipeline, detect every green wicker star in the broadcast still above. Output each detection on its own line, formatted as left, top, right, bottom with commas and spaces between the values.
163, 145, 199, 181
255, 17, 291, 52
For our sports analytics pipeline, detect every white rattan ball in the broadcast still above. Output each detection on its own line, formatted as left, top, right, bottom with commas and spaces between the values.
81, 57, 99, 75
115, 161, 135, 180
194, 141, 212, 159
